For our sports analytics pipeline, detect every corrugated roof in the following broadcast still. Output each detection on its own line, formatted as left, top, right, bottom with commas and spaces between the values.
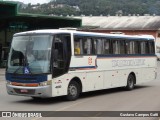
75, 16, 160, 30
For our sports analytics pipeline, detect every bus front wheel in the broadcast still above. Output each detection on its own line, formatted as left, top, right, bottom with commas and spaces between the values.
66, 81, 80, 101
126, 74, 135, 90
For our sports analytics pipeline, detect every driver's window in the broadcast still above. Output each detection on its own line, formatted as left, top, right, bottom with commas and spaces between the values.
52, 34, 71, 78
55, 35, 64, 60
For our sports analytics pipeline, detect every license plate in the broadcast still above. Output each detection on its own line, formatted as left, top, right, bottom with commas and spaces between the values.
20, 89, 28, 93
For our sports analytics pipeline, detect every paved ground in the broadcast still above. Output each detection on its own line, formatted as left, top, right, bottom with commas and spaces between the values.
0, 68, 5, 75
0, 68, 5, 82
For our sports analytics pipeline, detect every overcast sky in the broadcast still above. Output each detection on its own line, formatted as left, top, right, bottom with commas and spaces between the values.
4, 0, 51, 4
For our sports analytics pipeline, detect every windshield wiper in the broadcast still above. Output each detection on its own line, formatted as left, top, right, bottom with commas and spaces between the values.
13, 66, 22, 74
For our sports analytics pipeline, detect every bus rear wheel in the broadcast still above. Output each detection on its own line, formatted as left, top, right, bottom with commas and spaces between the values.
126, 74, 135, 90
66, 81, 80, 101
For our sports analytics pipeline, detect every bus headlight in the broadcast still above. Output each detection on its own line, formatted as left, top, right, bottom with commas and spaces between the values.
39, 82, 47, 86
39, 80, 52, 86
6, 81, 11, 85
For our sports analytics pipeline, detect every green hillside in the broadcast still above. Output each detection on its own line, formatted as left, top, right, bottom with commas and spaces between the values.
19, 0, 160, 16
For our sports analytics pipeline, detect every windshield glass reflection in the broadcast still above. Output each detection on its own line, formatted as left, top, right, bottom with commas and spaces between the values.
7, 35, 53, 74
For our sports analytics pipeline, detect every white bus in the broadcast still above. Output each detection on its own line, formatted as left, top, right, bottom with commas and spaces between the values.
6, 29, 157, 100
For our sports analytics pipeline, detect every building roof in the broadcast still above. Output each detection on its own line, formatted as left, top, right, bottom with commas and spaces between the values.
75, 16, 160, 30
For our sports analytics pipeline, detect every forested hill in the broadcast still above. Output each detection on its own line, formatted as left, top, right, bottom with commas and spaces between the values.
19, 0, 160, 16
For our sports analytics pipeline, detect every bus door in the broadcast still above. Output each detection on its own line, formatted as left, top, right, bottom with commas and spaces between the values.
51, 34, 71, 78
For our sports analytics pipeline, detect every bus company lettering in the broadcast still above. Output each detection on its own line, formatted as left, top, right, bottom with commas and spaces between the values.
112, 59, 145, 67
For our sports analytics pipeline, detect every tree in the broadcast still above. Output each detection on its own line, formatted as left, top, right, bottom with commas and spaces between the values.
19, 0, 160, 16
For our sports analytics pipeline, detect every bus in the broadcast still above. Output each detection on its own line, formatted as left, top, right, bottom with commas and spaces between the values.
5, 29, 157, 100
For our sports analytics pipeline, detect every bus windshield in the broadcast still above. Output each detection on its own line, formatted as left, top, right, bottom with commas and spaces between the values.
7, 34, 53, 74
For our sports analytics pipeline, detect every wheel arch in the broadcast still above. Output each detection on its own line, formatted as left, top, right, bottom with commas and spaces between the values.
69, 77, 82, 93
129, 72, 136, 84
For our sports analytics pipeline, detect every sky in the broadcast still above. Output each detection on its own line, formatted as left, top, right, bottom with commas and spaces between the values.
4, 0, 51, 4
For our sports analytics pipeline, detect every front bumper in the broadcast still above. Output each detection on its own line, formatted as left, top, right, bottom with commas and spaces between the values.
6, 84, 52, 98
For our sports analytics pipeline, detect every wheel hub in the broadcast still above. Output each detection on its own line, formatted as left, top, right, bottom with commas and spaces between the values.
68, 85, 77, 97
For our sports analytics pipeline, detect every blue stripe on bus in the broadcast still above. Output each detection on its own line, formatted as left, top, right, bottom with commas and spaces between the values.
5, 73, 47, 83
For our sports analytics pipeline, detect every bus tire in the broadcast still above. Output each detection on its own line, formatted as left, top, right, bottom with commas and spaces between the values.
66, 81, 80, 101
125, 74, 135, 90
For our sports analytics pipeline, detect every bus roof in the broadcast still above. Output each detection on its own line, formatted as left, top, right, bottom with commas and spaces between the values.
14, 29, 155, 40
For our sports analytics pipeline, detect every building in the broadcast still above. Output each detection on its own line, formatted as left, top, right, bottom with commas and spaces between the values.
0, 1, 81, 67
76, 15, 160, 52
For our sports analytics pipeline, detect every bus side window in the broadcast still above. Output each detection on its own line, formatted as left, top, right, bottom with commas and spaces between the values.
112, 40, 125, 55
113, 40, 120, 54
126, 40, 141, 55
126, 41, 135, 54
74, 39, 81, 55
93, 38, 103, 55
145, 41, 149, 54
74, 36, 85, 55
133, 41, 139, 54
140, 41, 149, 54
83, 38, 92, 55
54, 41, 63, 59
112, 40, 116, 54
93, 38, 97, 54
149, 41, 155, 54
120, 40, 125, 54
103, 39, 110, 54
97, 38, 103, 54
126, 41, 131, 54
